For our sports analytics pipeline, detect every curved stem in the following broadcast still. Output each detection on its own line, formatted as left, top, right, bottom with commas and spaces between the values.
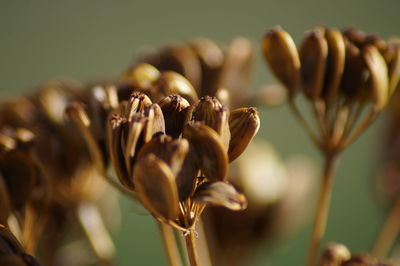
185, 230, 200, 266
372, 195, 400, 258
158, 222, 183, 266
306, 154, 338, 266
289, 99, 321, 148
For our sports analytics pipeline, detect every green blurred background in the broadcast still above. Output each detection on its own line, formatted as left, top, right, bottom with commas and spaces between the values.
1, 1, 399, 265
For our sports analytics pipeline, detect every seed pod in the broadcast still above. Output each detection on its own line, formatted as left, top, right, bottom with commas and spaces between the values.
126, 92, 152, 121
323, 28, 346, 102
143, 104, 166, 139
158, 95, 190, 138
0, 176, 11, 224
364, 45, 389, 110
300, 28, 328, 99
183, 122, 228, 181
106, 115, 131, 188
217, 37, 253, 106
133, 154, 180, 221
136, 134, 189, 177
189, 38, 225, 96
262, 27, 300, 97
121, 63, 161, 90
189, 96, 231, 149
228, 107, 260, 162
193, 181, 247, 211
124, 113, 147, 175
154, 71, 198, 104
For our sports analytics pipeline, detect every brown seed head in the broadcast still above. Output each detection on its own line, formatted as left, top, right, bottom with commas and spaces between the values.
158, 95, 190, 138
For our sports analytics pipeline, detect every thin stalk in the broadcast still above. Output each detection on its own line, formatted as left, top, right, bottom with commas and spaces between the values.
372, 195, 400, 258
158, 222, 183, 266
185, 230, 200, 266
306, 154, 338, 266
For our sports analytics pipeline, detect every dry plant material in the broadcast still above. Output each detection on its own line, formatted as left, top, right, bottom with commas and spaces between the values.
263, 26, 400, 266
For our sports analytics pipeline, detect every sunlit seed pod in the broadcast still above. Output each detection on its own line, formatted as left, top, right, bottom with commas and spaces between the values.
262, 27, 300, 97
154, 71, 198, 104
215, 87, 230, 106
126, 92, 152, 121
318, 243, 351, 266
124, 113, 147, 174
228, 107, 260, 162
158, 95, 190, 138
0, 97, 38, 128
136, 134, 189, 177
133, 154, 180, 221
121, 63, 161, 90
183, 122, 228, 181
106, 115, 131, 188
143, 104, 166, 139
0, 133, 16, 152
299, 28, 328, 99
217, 37, 253, 106
189, 38, 225, 96
322, 28, 346, 102
364, 45, 389, 110
193, 181, 247, 211
189, 96, 231, 149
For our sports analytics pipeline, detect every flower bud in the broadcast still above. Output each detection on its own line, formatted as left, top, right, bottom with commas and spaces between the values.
122, 63, 160, 90
154, 71, 198, 104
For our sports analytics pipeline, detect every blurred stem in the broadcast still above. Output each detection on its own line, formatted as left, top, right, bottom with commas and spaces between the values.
185, 230, 200, 266
158, 222, 183, 266
372, 195, 400, 258
306, 153, 338, 266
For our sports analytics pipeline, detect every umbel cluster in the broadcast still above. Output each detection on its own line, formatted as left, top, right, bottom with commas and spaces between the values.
0, 26, 399, 266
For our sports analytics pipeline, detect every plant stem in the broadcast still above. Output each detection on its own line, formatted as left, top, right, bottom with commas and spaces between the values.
158, 222, 183, 266
372, 195, 400, 258
185, 230, 200, 266
306, 154, 338, 266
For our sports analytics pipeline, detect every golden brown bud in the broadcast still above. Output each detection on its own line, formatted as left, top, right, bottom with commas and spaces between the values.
364, 45, 389, 110
299, 28, 328, 99
193, 181, 247, 211
126, 92, 152, 120
323, 28, 346, 102
133, 154, 180, 221
143, 104, 166, 141
189, 96, 231, 149
262, 27, 300, 97
121, 63, 161, 90
228, 107, 260, 162
155, 71, 198, 103
158, 95, 190, 138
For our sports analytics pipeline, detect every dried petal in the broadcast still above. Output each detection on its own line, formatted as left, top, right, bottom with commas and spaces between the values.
133, 154, 180, 221
193, 181, 247, 211
143, 104, 166, 142
228, 107, 260, 162
262, 27, 300, 96
299, 28, 328, 99
155, 71, 198, 104
158, 95, 190, 138
183, 123, 228, 181
126, 92, 152, 120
